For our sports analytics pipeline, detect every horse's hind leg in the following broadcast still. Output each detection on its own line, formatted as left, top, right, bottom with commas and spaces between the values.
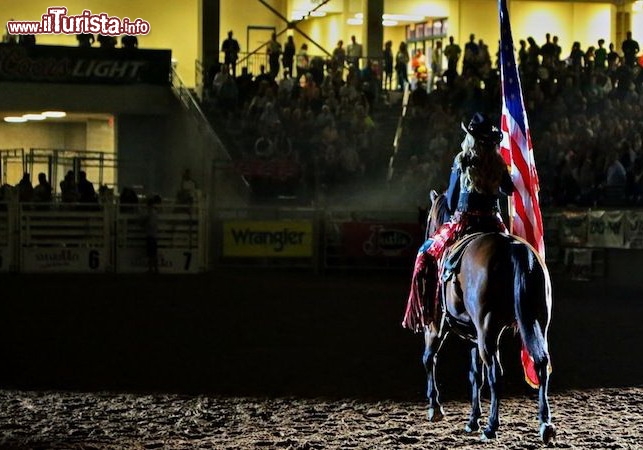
536, 352, 556, 444
423, 324, 447, 422
477, 325, 502, 440
465, 345, 483, 433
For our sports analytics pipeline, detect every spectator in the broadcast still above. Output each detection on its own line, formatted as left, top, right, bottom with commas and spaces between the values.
121, 34, 138, 49
78, 171, 98, 203
2, 19, 17, 44
331, 40, 346, 73
18, 34, 36, 46
282, 35, 296, 77
443, 35, 461, 85
295, 43, 310, 82
594, 39, 607, 72
32, 173, 53, 203
395, 41, 410, 91
540, 33, 556, 69
382, 40, 394, 91
221, 30, 241, 77
97, 34, 117, 48
347, 35, 363, 69
177, 169, 197, 205
267, 32, 282, 80
119, 186, 139, 212
143, 195, 161, 274
60, 171, 78, 203
621, 31, 640, 68
16, 173, 33, 203
77, 33, 95, 47
463, 33, 479, 75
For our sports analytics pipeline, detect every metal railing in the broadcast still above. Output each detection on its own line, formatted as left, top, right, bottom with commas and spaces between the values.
0, 196, 207, 273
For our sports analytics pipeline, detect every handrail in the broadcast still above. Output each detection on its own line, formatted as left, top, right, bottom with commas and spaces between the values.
169, 67, 251, 206
387, 84, 411, 182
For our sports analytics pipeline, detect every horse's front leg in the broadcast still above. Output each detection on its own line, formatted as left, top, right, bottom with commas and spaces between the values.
537, 353, 556, 444
423, 324, 447, 422
465, 345, 483, 433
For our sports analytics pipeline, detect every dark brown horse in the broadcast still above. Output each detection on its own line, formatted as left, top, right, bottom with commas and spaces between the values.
422, 191, 555, 443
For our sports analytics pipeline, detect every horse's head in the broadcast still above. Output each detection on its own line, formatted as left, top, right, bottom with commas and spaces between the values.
426, 190, 451, 237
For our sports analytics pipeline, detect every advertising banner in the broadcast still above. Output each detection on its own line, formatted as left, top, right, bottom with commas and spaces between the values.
0, 44, 171, 85
559, 211, 588, 246
587, 210, 624, 248
564, 248, 593, 281
222, 220, 313, 258
22, 247, 107, 273
624, 211, 643, 249
339, 222, 423, 258
117, 248, 199, 273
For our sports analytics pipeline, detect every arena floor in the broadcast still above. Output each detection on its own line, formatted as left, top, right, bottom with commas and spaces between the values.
0, 269, 641, 448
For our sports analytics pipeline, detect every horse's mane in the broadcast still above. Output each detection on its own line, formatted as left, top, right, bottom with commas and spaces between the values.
426, 191, 451, 238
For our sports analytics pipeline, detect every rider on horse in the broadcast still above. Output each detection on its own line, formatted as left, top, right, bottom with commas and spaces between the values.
403, 112, 515, 333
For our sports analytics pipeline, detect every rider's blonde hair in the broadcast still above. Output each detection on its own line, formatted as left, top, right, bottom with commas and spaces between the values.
457, 134, 506, 194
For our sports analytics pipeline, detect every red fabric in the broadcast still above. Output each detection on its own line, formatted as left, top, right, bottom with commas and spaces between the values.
521, 345, 540, 389
402, 212, 508, 334
402, 218, 464, 333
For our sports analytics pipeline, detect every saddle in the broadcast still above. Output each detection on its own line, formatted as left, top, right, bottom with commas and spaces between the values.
436, 232, 485, 340
440, 232, 485, 283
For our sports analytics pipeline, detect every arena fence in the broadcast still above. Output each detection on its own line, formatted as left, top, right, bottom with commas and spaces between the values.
211, 206, 643, 279
0, 198, 207, 274
2, 197, 642, 278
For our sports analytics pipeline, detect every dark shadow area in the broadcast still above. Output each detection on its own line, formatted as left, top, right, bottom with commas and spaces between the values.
0, 270, 641, 402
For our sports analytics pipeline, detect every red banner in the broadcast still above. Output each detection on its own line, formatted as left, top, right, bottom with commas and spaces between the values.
340, 222, 423, 258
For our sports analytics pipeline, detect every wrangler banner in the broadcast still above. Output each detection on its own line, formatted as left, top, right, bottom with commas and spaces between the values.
587, 210, 624, 248
222, 220, 313, 258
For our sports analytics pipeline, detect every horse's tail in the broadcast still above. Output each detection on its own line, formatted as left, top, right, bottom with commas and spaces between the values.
510, 240, 552, 388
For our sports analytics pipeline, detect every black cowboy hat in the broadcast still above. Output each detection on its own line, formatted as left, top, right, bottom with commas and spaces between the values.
461, 112, 503, 145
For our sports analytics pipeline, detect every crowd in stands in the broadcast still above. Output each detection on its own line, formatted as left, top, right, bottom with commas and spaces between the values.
392, 31, 643, 209
206, 29, 643, 210
206, 31, 385, 205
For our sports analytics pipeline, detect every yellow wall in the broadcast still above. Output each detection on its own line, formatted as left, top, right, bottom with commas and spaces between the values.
0, 119, 115, 185
1, 0, 198, 85
458, 0, 498, 51
511, 1, 613, 56
221, 0, 287, 54
634, 7, 643, 46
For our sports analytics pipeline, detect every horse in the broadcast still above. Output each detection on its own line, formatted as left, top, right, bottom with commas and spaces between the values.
421, 190, 555, 443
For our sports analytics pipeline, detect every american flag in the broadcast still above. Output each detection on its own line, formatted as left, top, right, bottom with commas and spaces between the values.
498, 0, 545, 259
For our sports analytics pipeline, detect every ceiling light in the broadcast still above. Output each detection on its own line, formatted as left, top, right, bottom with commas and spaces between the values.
23, 113, 46, 120
42, 111, 66, 118
383, 14, 425, 22
4, 116, 28, 123
355, 13, 424, 22
382, 20, 399, 26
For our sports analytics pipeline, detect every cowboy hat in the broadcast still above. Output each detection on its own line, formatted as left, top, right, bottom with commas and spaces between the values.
461, 112, 503, 145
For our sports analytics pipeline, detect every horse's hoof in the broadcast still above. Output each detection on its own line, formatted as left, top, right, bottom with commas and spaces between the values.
480, 428, 496, 440
464, 419, 480, 433
427, 406, 444, 422
540, 423, 556, 445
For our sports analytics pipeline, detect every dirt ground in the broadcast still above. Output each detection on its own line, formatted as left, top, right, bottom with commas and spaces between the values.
0, 387, 641, 449
0, 270, 642, 449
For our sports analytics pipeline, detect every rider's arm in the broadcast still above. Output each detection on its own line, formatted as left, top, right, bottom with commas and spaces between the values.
446, 161, 460, 214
